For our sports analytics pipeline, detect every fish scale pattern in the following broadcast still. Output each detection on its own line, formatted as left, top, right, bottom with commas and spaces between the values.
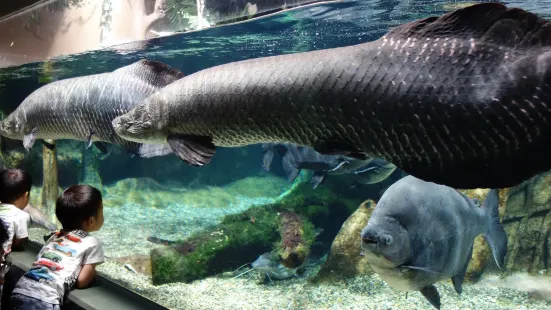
154, 35, 551, 188
9, 60, 182, 155
120, 3, 551, 188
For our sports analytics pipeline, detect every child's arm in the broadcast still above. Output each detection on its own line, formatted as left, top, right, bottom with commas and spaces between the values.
11, 237, 28, 250
12, 213, 30, 250
76, 237, 105, 289
75, 264, 98, 288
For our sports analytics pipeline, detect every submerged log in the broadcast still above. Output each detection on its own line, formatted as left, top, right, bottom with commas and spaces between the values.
41, 139, 59, 223
149, 173, 367, 285
277, 211, 314, 268
150, 205, 282, 284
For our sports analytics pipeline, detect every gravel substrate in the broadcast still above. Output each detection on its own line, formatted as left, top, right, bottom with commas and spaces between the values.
27, 224, 551, 310
96, 261, 551, 310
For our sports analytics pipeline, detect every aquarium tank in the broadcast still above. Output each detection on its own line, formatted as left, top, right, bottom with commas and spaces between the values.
0, 0, 551, 309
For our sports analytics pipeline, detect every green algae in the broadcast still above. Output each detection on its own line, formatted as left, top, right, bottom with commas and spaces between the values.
151, 205, 281, 284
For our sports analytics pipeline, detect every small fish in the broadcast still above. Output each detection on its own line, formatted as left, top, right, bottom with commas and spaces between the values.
0, 59, 184, 158
250, 252, 301, 281
23, 204, 57, 232
113, 3, 551, 189
124, 264, 138, 273
360, 176, 507, 309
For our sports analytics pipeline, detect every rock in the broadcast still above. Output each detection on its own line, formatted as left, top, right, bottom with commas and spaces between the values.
314, 200, 376, 282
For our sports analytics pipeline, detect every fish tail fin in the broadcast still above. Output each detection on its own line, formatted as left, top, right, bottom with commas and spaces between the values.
481, 189, 508, 269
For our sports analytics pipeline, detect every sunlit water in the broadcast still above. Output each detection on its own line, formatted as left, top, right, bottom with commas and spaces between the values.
2, 1, 551, 309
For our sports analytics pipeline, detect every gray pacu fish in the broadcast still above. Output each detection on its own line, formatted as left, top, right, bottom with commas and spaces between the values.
360, 176, 507, 309
113, 3, 551, 189
0, 59, 184, 158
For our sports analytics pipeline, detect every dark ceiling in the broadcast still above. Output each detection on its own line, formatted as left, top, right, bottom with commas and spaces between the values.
0, 0, 43, 19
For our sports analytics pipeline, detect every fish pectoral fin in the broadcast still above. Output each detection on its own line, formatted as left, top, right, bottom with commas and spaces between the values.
93, 142, 112, 154
310, 172, 326, 189
401, 265, 441, 275
451, 245, 472, 295
23, 127, 38, 151
420, 285, 441, 310
282, 153, 300, 183
167, 134, 215, 166
313, 140, 368, 160
86, 129, 95, 149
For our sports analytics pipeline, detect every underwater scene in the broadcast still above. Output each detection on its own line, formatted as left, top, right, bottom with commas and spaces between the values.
1, 0, 551, 309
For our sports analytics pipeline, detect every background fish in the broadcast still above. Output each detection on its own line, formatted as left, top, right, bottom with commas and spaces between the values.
250, 252, 302, 281
360, 176, 507, 309
351, 158, 398, 186
262, 142, 396, 189
0, 59, 184, 158
113, 3, 551, 189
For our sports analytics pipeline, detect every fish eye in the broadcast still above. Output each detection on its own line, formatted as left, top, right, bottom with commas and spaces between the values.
384, 236, 393, 245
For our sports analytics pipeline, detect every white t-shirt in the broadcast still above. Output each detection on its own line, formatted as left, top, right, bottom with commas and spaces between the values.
0, 203, 30, 255
12, 229, 105, 305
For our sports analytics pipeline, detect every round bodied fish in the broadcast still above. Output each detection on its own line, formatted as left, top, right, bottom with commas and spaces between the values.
0, 59, 184, 158
360, 175, 507, 309
113, 3, 551, 189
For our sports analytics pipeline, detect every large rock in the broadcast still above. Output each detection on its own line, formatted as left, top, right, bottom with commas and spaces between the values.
499, 172, 551, 275
314, 200, 376, 282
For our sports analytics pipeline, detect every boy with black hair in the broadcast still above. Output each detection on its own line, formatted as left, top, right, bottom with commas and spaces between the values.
0, 169, 32, 256
10, 185, 105, 309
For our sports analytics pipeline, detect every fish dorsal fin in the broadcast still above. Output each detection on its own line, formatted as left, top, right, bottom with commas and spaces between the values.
386, 3, 551, 49
114, 59, 185, 88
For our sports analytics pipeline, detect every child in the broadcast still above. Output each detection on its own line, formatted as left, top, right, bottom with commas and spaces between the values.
0, 169, 33, 255
0, 218, 12, 283
10, 185, 105, 309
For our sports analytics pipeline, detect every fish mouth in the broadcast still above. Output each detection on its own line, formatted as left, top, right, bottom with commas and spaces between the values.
362, 236, 377, 245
